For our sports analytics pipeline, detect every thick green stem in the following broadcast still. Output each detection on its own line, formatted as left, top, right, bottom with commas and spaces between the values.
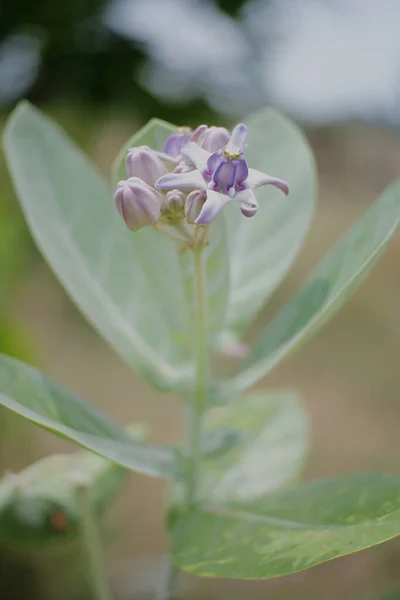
160, 244, 209, 600
75, 482, 113, 600
187, 244, 209, 504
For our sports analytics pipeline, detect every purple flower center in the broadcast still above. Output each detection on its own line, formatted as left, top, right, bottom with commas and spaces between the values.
203, 144, 249, 195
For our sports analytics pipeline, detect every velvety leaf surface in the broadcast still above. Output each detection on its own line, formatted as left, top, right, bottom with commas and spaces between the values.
200, 390, 308, 502
3, 103, 193, 391
221, 108, 316, 342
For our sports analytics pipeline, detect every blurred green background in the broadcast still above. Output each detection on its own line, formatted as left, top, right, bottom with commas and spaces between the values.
2, 0, 400, 598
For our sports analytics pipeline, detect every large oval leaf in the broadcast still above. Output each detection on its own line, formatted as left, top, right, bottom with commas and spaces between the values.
170, 475, 400, 579
112, 120, 230, 340
221, 108, 316, 341
215, 177, 400, 401
199, 390, 308, 503
0, 353, 174, 478
2, 103, 193, 391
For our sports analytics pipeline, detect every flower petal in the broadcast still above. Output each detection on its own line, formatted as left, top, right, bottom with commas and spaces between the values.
247, 168, 289, 195
198, 127, 230, 152
235, 187, 259, 210
236, 188, 259, 217
207, 150, 223, 173
164, 133, 189, 157
155, 170, 206, 192
233, 158, 249, 186
180, 142, 211, 170
154, 150, 180, 164
190, 124, 208, 142
230, 123, 248, 149
213, 160, 235, 192
195, 189, 232, 225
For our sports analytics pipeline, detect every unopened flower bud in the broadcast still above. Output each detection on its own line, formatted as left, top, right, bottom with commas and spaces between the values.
115, 177, 162, 231
166, 189, 186, 212
198, 126, 230, 153
185, 190, 207, 224
125, 146, 167, 185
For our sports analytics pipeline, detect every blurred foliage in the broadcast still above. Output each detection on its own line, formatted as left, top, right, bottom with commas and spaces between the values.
0, 174, 30, 360
0, 116, 38, 599
0, 450, 127, 547
0, 0, 249, 125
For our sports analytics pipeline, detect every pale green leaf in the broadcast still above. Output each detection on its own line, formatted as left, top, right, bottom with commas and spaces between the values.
2, 102, 193, 391
215, 177, 400, 401
199, 390, 308, 503
170, 475, 400, 579
0, 353, 174, 477
220, 108, 316, 342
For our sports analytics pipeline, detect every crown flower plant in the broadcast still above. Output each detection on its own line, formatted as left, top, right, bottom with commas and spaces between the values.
2, 101, 400, 600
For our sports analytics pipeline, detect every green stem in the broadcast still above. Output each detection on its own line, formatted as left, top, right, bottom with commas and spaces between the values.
158, 555, 179, 600
159, 243, 209, 600
187, 244, 209, 505
75, 481, 113, 600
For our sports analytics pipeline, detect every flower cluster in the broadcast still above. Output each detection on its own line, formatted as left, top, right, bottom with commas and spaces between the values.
114, 122, 289, 242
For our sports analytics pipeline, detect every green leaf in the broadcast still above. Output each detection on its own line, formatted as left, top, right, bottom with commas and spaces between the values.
2, 102, 193, 391
215, 177, 400, 401
0, 447, 131, 545
198, 391, 308, 503
0, 353, 174, 478
220, 108, 316, 343
170, 474, 400, 579
112, 117, 230, 345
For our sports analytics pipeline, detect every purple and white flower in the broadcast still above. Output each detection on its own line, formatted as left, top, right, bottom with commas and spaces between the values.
155, 124, 289, 225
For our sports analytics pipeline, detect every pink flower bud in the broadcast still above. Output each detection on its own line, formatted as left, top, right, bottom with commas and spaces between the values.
198, 126, 230, 153
185, 190, 207, 224
125, 146, 167, 185
115, 177, 162, 231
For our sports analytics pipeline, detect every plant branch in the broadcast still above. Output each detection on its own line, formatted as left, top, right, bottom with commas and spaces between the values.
75, 480, 113, 600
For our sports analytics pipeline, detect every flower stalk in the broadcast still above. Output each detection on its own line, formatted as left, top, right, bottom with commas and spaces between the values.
187, 241, 209, 505
160, 236, 209, 600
